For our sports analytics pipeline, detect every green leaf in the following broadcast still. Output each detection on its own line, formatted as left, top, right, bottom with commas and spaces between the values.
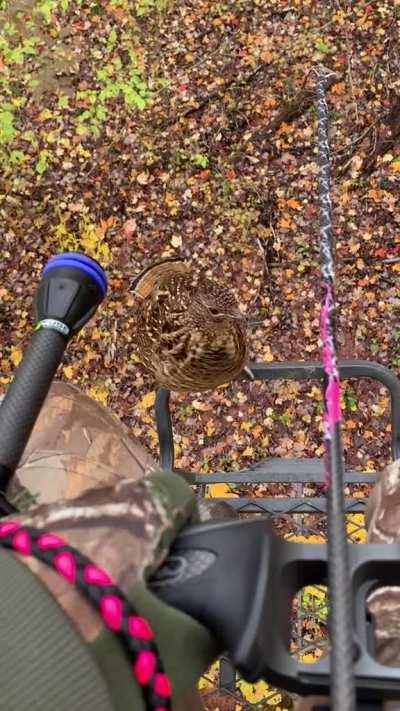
316, 41, 333, 54
8, 150, 25, 164
58, 95, 70, 109
191, 153, 209, 168
344, 387, 358, 412
35, 149, 51, 174
0, 110, 16, 145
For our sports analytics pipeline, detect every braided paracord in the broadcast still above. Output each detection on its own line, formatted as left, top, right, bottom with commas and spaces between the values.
0, 520, 172, 711
314, 66, 356, 711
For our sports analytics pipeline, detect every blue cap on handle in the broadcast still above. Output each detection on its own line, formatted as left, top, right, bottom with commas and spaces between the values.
43, 253, 108, 299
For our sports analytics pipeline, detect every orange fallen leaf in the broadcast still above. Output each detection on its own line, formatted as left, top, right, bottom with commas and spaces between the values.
331, 82, 346, 95
279, 216, 294, 230
260, 50, 273, 63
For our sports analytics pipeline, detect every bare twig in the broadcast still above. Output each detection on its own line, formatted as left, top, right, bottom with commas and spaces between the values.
158, 62, 268, 129
246, 72, 341, 145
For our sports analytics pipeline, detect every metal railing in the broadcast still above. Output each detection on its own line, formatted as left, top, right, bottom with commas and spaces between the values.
155, 359, 400, 709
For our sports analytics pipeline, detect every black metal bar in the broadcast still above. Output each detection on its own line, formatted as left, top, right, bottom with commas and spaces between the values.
181, 461, 376, 485
207, 497, 367, 514
219, 657, 236, 693
155, 387, 174, 470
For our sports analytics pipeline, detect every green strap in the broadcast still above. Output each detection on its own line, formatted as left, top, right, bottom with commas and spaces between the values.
0, 549, 114, 711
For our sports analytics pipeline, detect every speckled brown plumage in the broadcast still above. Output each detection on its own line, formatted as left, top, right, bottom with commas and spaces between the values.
132, 258, 248, 392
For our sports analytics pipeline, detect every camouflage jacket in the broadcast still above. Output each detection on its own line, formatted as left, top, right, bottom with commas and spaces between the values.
1, 382, 220, 711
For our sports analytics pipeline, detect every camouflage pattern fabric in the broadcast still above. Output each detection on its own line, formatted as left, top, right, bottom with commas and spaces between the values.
4, 382, 219, 710
8, 381, 156, 506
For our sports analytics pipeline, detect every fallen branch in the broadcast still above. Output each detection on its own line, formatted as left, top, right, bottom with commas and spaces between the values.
268, 255, 400, 269
361, 95, 400, 174
245, 72, 340, 145
159, 62, 268, 129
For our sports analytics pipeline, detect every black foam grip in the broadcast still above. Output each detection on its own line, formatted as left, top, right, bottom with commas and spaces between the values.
0, 329, 67, 480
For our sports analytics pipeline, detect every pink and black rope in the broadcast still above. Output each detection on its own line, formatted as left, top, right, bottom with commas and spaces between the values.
313, 65, 356, 710
0, 519, 172, 711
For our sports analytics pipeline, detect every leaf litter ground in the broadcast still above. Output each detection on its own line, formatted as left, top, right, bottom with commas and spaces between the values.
0, 2, 399, 704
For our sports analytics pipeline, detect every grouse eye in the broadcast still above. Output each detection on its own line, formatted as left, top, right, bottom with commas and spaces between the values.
209, 307, 220, 316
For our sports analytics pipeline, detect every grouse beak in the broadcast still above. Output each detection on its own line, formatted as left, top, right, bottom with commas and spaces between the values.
228, 311, 247, 322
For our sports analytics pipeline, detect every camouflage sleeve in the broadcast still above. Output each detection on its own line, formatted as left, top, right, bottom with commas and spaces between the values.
8, 381, 157, 506
15, 469, 199, 592
12, 470, 219, 709
3, 383, 222, 708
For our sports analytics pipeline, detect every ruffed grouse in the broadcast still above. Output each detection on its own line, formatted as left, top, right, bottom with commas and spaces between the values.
132, 258, 249, 392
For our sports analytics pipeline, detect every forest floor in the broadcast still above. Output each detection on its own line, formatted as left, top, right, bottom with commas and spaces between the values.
0, 2, 400, 704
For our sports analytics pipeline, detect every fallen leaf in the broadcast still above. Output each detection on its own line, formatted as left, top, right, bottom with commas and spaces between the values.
192, 400, 212, 412
139, 391, 156, 409
260, 50, 273, 63
123, 219, 137, 241
171, 234, 182, 248
208, 483, 238, 498
206, 420, 216, 437
88, 384, 108, 405
136, 171, 149, 185
10, 348, 23, 367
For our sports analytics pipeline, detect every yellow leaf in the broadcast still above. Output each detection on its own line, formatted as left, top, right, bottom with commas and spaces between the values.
289, 534, 326, 544
252, 424, 263, 438
263, 345, 274, 362
237, 680, 272, 704
63, 365, 74, 380
241, 421, 252, 432
391, 160, 400, 173
10, 347, 23, 367
88, 384, 109, 405
300, 651, 323, 664
139, 391, 156, 410
208, 483, 238, 499
206, 420, 216, 437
